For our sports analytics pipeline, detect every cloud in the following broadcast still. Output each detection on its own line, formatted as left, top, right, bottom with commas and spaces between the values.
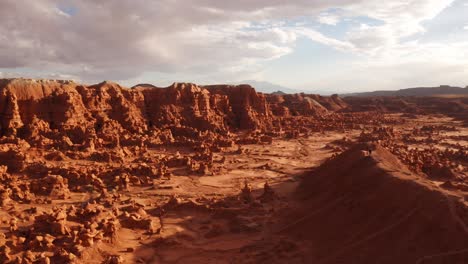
0, 0, 460, 85
0, 0, 311, 82
343, 0, 455, 53
345, 24, 395, 55
318, 13, 340, 25
300, 40, 468, 92
296, 28, 355, 51
0, 70, 80, 82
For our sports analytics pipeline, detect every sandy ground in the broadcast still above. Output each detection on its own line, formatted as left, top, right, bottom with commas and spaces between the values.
1, 114, 467, 264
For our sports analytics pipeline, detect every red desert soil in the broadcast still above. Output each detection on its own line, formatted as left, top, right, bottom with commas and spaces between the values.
0, 78, 467, 263
288, 144, 468, 264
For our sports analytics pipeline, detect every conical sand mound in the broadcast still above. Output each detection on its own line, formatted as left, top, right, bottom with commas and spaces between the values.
286, 144, 468, 264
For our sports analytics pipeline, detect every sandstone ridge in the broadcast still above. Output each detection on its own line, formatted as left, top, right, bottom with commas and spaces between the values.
0, 78, 347, 139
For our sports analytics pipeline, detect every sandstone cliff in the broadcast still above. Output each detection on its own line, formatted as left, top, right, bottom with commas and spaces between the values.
0, 78, 346, 141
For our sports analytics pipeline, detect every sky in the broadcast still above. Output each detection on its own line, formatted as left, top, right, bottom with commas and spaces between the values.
0, 0, 468, 93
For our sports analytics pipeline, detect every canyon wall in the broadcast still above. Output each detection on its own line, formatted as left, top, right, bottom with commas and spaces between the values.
0, 79, 347, 141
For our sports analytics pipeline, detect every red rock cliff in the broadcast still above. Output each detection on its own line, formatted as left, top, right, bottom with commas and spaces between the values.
0, 78, 346, 140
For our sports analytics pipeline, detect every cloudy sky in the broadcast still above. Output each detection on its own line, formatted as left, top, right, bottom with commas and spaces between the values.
1, 0, 467, 92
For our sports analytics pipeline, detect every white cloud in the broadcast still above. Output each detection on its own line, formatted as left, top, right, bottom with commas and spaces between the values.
318, 13, 340, 25
0, 0, 461, 87
300, 40, 468, 92
0, 0, 311, 82
343, 0, 455, 54
346, 24, 396, 55
296, 28, 355, 51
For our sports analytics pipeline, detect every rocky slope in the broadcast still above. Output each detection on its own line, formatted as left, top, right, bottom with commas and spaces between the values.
289, 143, 468, 264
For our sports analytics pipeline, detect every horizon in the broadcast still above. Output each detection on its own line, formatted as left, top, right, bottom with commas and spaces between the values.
1, 77, 467, 95
1, 1, 468, 93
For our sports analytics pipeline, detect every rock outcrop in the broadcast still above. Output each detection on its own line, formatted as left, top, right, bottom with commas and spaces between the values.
1, 79, 346, 139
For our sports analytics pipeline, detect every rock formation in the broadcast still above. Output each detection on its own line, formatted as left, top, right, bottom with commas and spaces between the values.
0, 78, 466, 264
1, 79, 347, 139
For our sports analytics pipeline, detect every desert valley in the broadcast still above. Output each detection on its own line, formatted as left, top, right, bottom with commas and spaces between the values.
0, 78, 466, 263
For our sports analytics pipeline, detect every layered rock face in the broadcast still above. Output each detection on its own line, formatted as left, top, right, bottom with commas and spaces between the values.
204, 84, 273, 130
0, 80, 229, 141
137, 83, 233, 132
0, 79, 346, 140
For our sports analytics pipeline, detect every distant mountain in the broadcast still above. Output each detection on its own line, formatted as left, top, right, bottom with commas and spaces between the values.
344, 85, 468, 97
237, 80, 334, 95
231, 80, 303, 94
136, 80, 332, 95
